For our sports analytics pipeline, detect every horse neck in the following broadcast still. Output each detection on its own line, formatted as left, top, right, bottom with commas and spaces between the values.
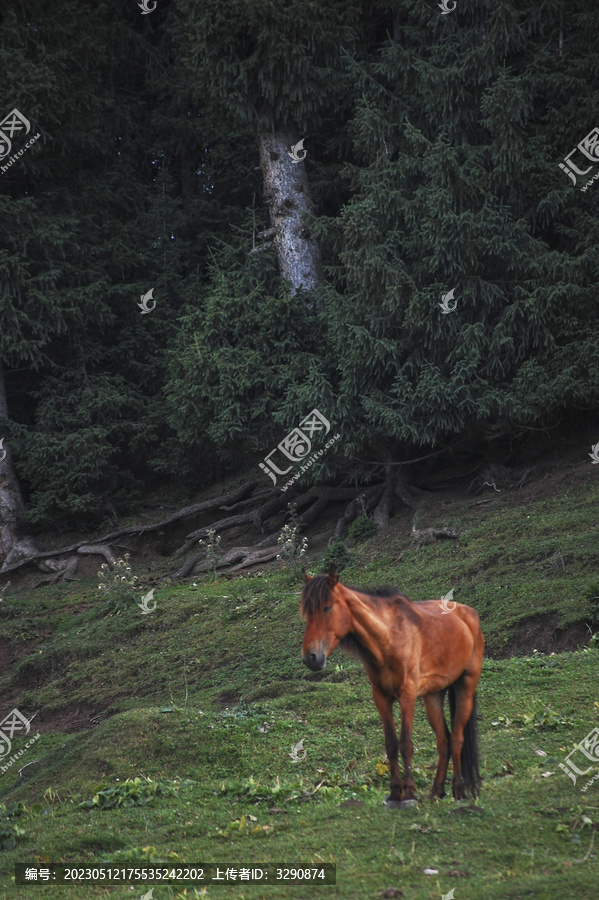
341, 587, 396, 666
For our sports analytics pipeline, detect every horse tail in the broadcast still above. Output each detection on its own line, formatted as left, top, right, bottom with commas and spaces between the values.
448, 686, 481, 799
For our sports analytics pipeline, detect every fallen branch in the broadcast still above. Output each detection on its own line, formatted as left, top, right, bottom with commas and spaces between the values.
411, 519, 464, 548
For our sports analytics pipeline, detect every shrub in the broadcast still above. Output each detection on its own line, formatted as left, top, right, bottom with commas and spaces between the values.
321, 539, 353, 571
97, 554, 139, 611
277, 503, 308, 572
198, 528, 222, 581
79, 777, 174, 810
348, 515, 376, 542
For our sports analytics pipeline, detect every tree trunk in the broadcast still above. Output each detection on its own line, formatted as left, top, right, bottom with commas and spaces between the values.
394, 469, 418, 510
0, 359, 37, 571
373, 461, 396, 534
257, 127, 323, 294
333, 485, 383, 539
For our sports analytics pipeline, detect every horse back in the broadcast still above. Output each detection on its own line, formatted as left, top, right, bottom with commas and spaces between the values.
385, 598, 484, 694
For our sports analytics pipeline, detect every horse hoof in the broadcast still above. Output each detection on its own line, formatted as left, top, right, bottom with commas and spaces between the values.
399, 798, 418, 809
383, 798, 404, 809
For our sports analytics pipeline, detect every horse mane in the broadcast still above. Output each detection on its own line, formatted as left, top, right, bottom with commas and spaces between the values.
300, 575, 412, 615
300, 575, 332, 615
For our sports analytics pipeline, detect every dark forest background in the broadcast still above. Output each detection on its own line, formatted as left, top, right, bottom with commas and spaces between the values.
0, 0, 598, 565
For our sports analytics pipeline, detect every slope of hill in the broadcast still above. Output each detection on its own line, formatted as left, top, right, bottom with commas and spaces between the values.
0, 453, 598, 899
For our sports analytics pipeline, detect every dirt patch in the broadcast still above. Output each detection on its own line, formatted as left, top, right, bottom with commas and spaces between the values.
75, 554, 108, 576
53, 602, 93, 615
494, 613, 591, 658
0, 638, 14, 678
216, 689, 241, 707
33, 701, 115, 733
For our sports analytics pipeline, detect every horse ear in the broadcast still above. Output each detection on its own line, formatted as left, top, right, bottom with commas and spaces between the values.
302, 567, 311, 583
327, 564, 339, 586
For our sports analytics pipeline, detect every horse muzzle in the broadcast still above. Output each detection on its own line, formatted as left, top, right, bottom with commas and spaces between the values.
303, 650, 327, 671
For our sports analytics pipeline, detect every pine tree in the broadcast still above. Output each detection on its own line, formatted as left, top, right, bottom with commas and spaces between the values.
173, 0, 360, 294
2, 0, 598, 547
0, 0, 219, 540
305, 0, 599, 524
165, 242, 321, 473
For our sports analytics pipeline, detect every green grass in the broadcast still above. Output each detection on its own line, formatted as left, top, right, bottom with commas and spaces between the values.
0, 466, 598, 898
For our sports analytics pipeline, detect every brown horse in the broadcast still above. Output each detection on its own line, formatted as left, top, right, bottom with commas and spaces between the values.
300, 565, 484, 806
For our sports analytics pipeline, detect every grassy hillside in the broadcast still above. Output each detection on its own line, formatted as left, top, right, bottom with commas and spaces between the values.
0, 458, 598, 899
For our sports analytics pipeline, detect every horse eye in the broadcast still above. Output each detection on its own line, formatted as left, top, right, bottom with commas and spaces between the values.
323, 605, 332, 613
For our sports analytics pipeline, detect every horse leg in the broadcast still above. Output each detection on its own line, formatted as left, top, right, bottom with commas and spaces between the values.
450, 673, 477, 800
423, 691, 450, 800
371, 684, 403, 802
398, 692, 417, 801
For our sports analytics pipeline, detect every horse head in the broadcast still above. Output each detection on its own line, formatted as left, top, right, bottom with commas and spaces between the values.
300, 564, 352, 671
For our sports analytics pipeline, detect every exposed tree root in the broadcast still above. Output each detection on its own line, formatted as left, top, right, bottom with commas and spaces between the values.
0, 535, 39, 573
172, 484, 359, 577
0, 483, 260, 577
77, 543, 117, 566
171, 543, 281, 579
394, 470, 418, 510
219, 488, 276, 512
2, 477, 411, 584
252, 490, 298, 529
34, 557, 80, 587
174, 511, 263, 558
229, 545, 280, 572
33, 543, 118, 586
